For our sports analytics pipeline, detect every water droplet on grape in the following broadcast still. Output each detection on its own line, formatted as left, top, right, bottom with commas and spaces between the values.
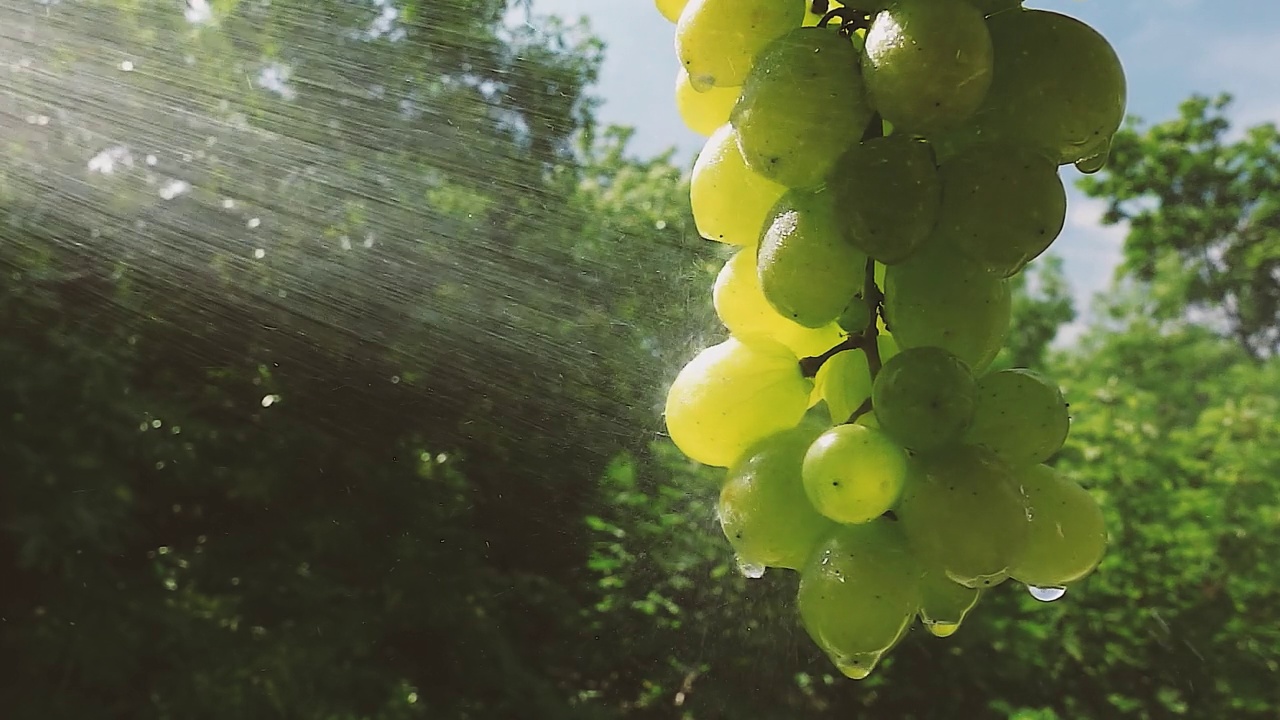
736, 559, 766, 579
1074, 145, 1110, 175
927, 621, 960, 638
835, 651, 882, 680
1027, 585, 1067, 602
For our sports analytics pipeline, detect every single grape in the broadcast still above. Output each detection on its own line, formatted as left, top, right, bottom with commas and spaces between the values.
714, 247, 846, 358
758, 190, 868, 328
690, 124, 787, 245
675, 70, 740, 137
675, 0, 803, 91
655, 0, 688, 23
802, 424, 909, 524
862, 0, 993, 133
948, 9, 1127, 164
919, 566, 981, 637
798, 520, 921, 678
664, 337, 812, 467
719, 419, 840, 571
830, 135, 941, 264
934, 143, 1067, 277
817, 334, 899, 423
883, 241, 1011, 372
837, 293, 873, 334
732, 28, 872, 188
1009, 464, 1107, 587
872, 346, 977, 453
965, 368, 1070, 466
897, 445, 1031, 588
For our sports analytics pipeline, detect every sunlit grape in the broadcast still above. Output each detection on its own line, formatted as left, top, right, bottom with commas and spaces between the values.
719, 419, 839, 570
676, 70, 739, 137
691, 124, 787, 245
715, 247, 846, 358
802, 424, 909, 524
733, 28, 872, 188
758, 190, 867, 328
654, 0, 688, 23
664, 337, 812, 467
675, 0, 803, 91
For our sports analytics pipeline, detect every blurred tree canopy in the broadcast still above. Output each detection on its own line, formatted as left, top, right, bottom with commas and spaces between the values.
1080, 94, 1280, 358
1, 2, 1277, 719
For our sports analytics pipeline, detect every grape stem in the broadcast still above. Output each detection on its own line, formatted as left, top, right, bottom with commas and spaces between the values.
818, 7, 875, 37
846, 396, 874, 424
799, 334, 866, 378
846, 259, 882, 423
798, 258, 885, 386
861, 112, 885, 142
862, 257, 884, 379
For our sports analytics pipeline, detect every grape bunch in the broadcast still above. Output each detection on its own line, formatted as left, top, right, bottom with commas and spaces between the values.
655, 0, 1123, 679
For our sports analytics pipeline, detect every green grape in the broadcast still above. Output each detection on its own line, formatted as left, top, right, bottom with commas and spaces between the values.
965, 0, 1020, 15
919, 566, 981, 637
690, 124, 787, 245
732, 28, 872, 188
817, 334, 898, 422
719, 419, 840, 571
664, 337, 812, 467
676, 69, 740, 137
883, 241, 1011, 372
802, 424, 909, 524
1009, 464, 1107, 587
950, 9, 1127, 164
934, 143, 1067, 277
965, 368, 1070, 465
862, 0, 993, 133
758, 190, 868, 328
830, 135, 941, 264
676, 0, 803, 91
655, 0, 688, 23
715, 247, 846, 358
897, 445, 1030, 587
872, 346, 977, 453
798, 520, 921, 679
837, 293, 873, 334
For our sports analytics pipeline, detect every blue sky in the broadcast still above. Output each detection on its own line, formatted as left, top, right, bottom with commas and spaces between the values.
524, 1, 1280, 340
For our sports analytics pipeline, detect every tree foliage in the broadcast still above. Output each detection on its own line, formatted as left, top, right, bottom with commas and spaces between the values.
1080, 94, 1280, 358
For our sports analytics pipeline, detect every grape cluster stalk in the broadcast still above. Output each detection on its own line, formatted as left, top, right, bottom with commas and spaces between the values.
655, 0, 1124, 679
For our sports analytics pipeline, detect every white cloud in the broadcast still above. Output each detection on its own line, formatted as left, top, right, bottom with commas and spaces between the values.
1050, 192, 1129, 349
